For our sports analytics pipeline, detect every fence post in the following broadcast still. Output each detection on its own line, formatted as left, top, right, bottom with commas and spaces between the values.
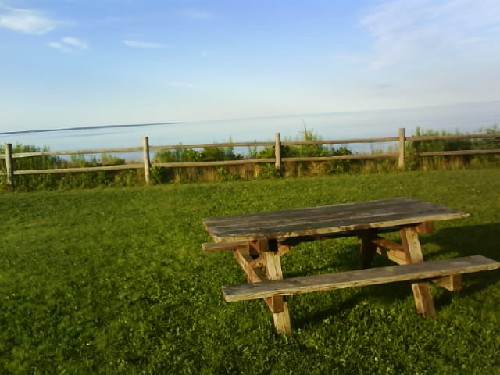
398, 128, 405, 170
143, 136, 151, 185
275, 132, 282, 175
4, 143, 14, 188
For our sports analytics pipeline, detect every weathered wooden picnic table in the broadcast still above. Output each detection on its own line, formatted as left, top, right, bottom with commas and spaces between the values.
202, 198, 500, 334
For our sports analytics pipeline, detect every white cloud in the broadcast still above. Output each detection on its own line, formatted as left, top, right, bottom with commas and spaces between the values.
122, 40, 165, 49
61, 36, 87, 49
360, 0, 500, 69
0, 5, 58, 34
48, 36, 88, 53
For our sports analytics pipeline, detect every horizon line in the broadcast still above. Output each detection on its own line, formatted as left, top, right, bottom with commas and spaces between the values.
1, 99, 499, 136
0, 121, 183, 136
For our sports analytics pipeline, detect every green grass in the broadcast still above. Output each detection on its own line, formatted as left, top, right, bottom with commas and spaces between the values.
0, 169, 499, 374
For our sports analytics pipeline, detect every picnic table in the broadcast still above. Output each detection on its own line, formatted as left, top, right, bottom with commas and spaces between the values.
202, 198, 499, 334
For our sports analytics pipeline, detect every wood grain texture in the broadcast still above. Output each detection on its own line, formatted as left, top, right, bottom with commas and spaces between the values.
204, 198, 470, 242
263, 248, 291, 332
14, 164, 144, 175
223, 255, 499, 302
202, 241, 249, 251
434, 274, 462, 291
374, 237, 406, 265
233, 249, 264, 284
399, 226, 436, 316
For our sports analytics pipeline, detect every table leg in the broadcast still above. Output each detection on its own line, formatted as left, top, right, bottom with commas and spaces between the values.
360, 229, 378, 269
400, 226, 436, 317
260, 240, 292, 335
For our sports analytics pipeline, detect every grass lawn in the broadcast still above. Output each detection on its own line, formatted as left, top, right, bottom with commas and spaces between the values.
0, 169, 499, 374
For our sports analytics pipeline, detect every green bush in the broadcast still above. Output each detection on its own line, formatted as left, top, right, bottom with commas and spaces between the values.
406, 125, 499, 170
1, 126, 497, 190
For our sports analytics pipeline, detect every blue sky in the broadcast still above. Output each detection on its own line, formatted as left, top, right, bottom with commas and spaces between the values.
1, 0, 500, 133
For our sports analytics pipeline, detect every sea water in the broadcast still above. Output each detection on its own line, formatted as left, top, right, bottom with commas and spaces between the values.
1, 102, 498, 157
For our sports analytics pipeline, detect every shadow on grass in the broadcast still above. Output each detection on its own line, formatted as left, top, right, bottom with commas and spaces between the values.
292, 292, 365, 330
290, 223, 500, 329
425, 223, 500, 259
424, 223, 500, 304
291, 282, 413, 330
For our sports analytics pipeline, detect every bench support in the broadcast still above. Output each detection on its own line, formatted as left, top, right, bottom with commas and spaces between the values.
232, 240, 292, 334
264, 250, 291, 334
400, 226, 436, 317
434, 274, 462, 291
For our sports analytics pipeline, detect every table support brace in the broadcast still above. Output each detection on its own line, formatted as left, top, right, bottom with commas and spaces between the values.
261, 242, 292, 334
400, 226, 436, 317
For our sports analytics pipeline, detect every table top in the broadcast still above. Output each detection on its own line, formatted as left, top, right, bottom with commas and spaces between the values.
203, 198, 470, 242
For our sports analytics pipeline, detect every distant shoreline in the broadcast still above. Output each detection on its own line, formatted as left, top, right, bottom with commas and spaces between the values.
1, 101, 498, 152
0, 121, 182, 136
2, 100, 499, 136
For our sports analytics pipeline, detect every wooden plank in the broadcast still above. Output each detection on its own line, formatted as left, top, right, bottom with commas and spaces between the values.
282, 136, 399, 145
233, 249, 264, 284
416, 221, 435, 234
153, 159, 275, 168
409, 133, 499, 142
283, 153, 397, 162
203, 198, 470, 242
202, 241, 249, 251
14, 164, 144, 175
419, 149, 500, 157
373, 237, 406, 265
13, 147, 142, 158
400, 227, 423, 263
434, 275, 462, 291
263, 249, 291, 334
275, 133, 281, 175
149, 141, 275, 151
143, 136, 151, 185
372, 237, 403, 251
222, 255, 500, 302
272, 302, 291, 335
400, 226, 435, 316
277, 243, 291, 256
4, 143, 13, 186
411, 282, 435, 317
264, 251, 283, 280
398, 128, 405, 169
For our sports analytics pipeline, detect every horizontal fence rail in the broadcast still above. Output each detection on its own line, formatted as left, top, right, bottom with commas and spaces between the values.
9, 147, 144, 158
1, 128, 499, 187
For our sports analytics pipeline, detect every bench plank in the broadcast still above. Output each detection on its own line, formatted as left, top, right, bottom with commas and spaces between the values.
223, 255, 499, 302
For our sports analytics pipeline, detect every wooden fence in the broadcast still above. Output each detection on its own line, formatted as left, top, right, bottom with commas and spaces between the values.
1, 128, 499, 187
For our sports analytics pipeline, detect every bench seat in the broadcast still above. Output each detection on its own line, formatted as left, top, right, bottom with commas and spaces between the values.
223, 255, 499, 302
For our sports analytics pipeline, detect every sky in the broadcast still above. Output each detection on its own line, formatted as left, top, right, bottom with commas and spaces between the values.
1, 0, 500, 135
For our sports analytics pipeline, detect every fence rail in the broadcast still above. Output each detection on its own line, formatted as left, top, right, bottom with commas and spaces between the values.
10, 147, 144, 158
1, 128, 499, 187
